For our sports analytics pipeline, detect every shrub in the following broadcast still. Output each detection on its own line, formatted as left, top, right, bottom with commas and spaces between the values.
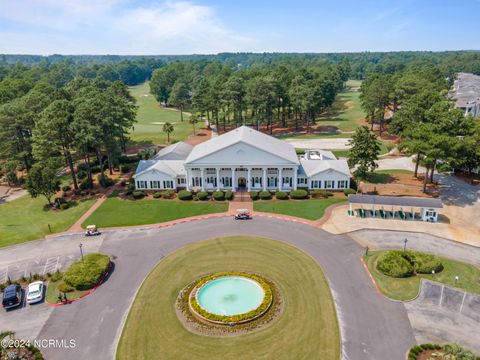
132, 191, 145, 199
161, 190, 176, 199
197, 191, 209, 200
290, 189, 309, 199
59, 203, 70, 210
213, 191, 225, 201
152, 192, 162, 198
178, 190, 193, 200
51, 271, 63, 282
250, 191, 259, 200
376, 251, 415, 278
120, 180, 126, 187
76, 170, 87, 180
63, 253, 110, 290
310, 190, 333, 199
343, 188, 356, 196
120, 165, 130, 174
77, 163, 88, 172
259, 191, 272, 200
57, 283, 74, 293
275, 191, 289, 200
97, 174, 114, 187
79, 179, 92, 190
193, 195, 199, 201
225, 190, 233, 200
62, 185, 71, 192
350, 178, 358, 191
405, 251, 444, 274
90, 165, 101, 174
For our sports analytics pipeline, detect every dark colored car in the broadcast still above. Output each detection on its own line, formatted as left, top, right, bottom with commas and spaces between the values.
2, 284, 22, 310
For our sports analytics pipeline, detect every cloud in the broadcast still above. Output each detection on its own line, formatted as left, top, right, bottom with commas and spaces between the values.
0, 0, 256, 54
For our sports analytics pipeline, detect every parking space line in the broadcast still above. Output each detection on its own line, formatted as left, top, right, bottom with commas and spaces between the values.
0, 267, 8, 283
43, 256, 59, 275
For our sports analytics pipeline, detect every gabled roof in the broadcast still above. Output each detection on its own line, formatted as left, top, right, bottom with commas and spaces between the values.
133, 160, 185, 178
184, 126, 299, 165
153, 141, 193, 160
300, 159, 351, 177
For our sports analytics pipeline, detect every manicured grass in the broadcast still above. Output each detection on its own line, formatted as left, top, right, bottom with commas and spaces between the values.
82, 198, 228, 228
253, 198, 346, 220
0, 196, 95, 248
364, 251, 480, 301
117, 236, 340, 360
45, 278, 89, 304
129, 82, 192, 145
366, 169, 414, 184
314, 80, 364, 132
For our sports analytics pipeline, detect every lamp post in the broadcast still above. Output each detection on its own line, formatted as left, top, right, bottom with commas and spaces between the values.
365, 246, 369, 256
404, 238, 408, 252
79, 243, 84, 262
455, 276, 459, 285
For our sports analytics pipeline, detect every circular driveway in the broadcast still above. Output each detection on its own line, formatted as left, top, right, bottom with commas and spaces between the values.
23, 217, 415, 359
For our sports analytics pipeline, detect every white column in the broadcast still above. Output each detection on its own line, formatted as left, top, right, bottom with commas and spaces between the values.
247, 168, 251, 191
231, 168, 235, 191
216, 167, 220, 191
200, 168, 205, 191
278, 168, 283, 191
293, 167, 298, 190
186, 168, 191, 191
262, 168, 267, 191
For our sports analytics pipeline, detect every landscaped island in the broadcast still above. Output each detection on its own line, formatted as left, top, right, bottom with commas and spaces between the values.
117, 236, 340, 359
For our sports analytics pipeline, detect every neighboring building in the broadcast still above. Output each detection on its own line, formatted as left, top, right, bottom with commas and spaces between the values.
133, 126, 351, 192
451, 72, 480, 118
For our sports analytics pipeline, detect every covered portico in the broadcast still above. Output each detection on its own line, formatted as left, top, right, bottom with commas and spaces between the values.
347, 194, 443, 222
185, 166, 298, 192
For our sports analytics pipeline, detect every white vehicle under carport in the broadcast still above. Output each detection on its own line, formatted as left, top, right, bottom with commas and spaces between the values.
26, 281, 44, 304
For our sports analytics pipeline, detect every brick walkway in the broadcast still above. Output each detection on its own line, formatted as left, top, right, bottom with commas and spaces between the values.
228, 192, 253, 214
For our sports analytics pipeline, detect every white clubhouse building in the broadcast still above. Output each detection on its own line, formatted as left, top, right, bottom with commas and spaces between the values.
134, 126, 351, 192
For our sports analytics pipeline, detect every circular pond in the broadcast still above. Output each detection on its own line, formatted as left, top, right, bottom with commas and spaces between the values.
197, 276, 265, 316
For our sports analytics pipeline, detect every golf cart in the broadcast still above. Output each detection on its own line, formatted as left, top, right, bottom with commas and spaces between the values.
234, 209, 252, 220
85, 225, 101, 237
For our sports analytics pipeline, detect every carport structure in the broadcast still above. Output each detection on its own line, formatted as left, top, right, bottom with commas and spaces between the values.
348, 194, 443, 222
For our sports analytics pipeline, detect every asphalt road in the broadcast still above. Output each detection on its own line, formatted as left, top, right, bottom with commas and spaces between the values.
2, 218, 415, 360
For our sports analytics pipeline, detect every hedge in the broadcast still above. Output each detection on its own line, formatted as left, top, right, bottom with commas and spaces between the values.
225, 190, 234, 200
376, 251, 415, 278
132, 191, 145, 199
290, 189, 308, 199
152, 192, 162, 198
120, 165, 130, 174
275, 191, 289, 200
259, 191, 272, 200
250, 191, 259, 200
178, 190, 192, 200
310, 190, 333, 199
343, 188, 356, 196
376, 250, 443, 278
63, 253, 110, 290
189, 272, 273, 324
213, 191, 225, 201
161, 190, 176, 199
197, 191, 209, 201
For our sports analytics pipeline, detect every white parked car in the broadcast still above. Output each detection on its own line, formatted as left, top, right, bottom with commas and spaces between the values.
26, 281, 44, 304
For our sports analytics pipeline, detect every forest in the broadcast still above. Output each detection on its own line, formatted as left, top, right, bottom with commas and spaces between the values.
1, 50, 480, 203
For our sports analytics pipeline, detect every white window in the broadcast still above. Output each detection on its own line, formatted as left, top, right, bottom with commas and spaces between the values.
297, 178, 307, 185
311, 180, 321, 189
177, 178, 186, 185
163, 180, 174, 189
426, 210, 436, 217
150, 180, 161, 189
136, 180, 147, 189
337, 180, 347, 189
325, 180, 334, 189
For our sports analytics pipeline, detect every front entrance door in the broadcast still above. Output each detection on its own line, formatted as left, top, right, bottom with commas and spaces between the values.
238, 177, 247, 188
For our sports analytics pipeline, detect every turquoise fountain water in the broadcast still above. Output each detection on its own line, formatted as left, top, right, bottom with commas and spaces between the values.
197, 276, 265, 316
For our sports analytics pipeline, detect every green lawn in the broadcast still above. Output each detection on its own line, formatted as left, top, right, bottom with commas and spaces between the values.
253, 198, 346, 220
364, 251, 480, 301
366, 169, 414, 184
82, 198, 228, 228
129, 82, 193, 145
117, 236, 340, 360
45, 278, 89, 304
0, 196, 95, 248
314, 79, 364, 133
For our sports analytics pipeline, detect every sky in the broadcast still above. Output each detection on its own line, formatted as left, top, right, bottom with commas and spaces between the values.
0, 0, 479, 55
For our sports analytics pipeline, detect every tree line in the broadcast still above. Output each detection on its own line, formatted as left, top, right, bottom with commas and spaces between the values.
0, 63, 137, 205
150, 60, 350, 134
359, 64, 480, 189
